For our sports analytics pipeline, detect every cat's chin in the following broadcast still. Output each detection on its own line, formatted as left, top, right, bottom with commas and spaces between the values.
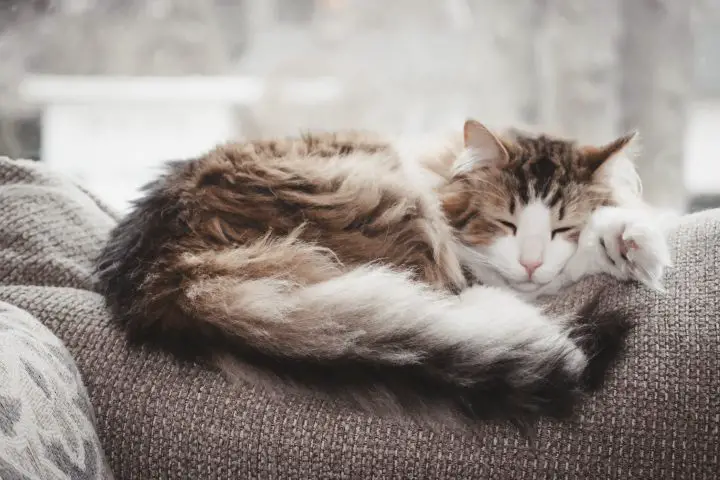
473, 269, 547, 294
466, 265, 552, 295
510, 276, 562, 295
510, 282, 543, 293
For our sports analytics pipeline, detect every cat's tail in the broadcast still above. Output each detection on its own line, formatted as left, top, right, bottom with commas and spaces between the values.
97, 234, 633, 426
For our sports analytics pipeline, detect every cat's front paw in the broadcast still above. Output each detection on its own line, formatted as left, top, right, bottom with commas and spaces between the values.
593, 208, 671, 290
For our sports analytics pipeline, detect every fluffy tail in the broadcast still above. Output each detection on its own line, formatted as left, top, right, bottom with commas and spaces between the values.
97, 233, 632, 425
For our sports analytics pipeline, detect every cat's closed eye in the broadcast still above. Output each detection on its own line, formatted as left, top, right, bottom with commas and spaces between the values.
551, 227, 573, 239
498, 220, 517, 235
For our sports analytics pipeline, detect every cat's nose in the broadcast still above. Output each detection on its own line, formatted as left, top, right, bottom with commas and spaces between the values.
520, 260, 543, 278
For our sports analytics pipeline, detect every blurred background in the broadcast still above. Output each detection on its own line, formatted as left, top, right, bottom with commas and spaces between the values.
0, 0, 718, 213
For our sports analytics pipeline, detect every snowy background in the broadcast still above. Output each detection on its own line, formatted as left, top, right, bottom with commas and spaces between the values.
0, 0, 718, 213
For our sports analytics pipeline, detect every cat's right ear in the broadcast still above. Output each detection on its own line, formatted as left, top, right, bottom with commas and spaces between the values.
580, 131, 638, 173
454, 119, 509, 175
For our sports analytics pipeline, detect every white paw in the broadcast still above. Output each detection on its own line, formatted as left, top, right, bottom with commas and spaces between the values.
591, 207, 671, 290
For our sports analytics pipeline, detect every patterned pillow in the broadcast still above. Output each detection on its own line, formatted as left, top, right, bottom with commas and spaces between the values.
0, 301, 113, 479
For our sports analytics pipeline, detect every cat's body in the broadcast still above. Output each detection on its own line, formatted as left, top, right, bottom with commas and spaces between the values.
96, 121, 669, 425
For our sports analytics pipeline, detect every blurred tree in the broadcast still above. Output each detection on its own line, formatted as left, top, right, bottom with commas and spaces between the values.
0, 0, 50, 158
532, 0, 693, 211
276, 0, 314, 24
620, 0, 693, 211
479, 0, 544, 126
23, 0, 237, 75
214, 0, 249, 61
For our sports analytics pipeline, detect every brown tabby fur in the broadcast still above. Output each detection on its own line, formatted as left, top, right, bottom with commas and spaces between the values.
96, 125, 634, 426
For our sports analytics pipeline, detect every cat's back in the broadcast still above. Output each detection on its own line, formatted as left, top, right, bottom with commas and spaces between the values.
97, 130, 464, 316
203, 130, 401, 182
139, 131, 431, 248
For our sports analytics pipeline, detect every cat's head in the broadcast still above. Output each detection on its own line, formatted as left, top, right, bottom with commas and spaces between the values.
442, 119, 637, 293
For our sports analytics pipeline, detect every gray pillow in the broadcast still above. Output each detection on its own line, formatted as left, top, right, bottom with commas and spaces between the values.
0, 301, 113, 480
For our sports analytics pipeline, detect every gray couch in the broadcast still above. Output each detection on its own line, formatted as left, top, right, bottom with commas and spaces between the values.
0, 157, 718, 479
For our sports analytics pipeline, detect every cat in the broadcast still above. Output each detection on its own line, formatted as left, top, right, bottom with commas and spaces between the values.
95, 119, 668, 426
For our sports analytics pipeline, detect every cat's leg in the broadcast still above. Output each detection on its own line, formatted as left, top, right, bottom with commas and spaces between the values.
564, 206, 671, 290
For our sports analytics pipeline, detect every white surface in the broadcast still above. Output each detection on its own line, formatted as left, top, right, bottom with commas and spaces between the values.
685, 100, 720, 196
41, 102, 237, 211
20, 75, 342, 105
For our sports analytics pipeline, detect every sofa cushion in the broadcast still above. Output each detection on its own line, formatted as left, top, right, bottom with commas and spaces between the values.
0, 301, 113, 480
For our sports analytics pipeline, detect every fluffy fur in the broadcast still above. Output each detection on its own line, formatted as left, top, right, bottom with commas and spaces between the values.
95, 121, 665, 426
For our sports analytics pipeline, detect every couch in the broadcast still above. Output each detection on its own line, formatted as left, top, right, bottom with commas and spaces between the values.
0, 157, 717, 479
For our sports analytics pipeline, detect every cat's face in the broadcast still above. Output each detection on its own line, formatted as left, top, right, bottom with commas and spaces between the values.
442, 120, 634, 293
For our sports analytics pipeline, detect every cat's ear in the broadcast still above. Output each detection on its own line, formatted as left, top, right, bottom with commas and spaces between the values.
581, 131, 637, 173
454, 119, 509, 174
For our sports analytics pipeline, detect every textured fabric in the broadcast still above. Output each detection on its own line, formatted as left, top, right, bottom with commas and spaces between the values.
0, 156, 718, 479
0, 301, 114, 480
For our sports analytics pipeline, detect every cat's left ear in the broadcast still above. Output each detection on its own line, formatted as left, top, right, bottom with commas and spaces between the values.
581, 131, 638, 173
453, 119, 510, 175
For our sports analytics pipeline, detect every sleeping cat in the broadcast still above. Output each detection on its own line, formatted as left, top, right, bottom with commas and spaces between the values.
95, 119, 668, 426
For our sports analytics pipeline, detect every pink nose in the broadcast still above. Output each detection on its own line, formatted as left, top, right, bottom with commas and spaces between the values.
520, 260, 543, 278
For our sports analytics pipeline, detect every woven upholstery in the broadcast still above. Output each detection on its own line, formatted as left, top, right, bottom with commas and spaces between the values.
0, 157, 717, 479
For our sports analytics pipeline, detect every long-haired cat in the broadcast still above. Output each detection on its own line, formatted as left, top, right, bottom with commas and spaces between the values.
95, 120, 669, 426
